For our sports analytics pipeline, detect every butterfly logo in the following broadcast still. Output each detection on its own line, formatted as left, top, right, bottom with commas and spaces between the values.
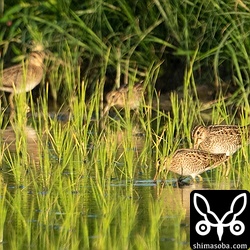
193, 193, 247, 241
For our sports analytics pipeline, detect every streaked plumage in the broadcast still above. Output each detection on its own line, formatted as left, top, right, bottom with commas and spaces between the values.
158, 149, 228, 181
191, 125, 248, 156
103, 83, 144, 115
0, 44, 45, 109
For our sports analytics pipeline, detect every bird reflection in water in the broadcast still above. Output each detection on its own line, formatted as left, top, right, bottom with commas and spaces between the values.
0, 125, 40, 167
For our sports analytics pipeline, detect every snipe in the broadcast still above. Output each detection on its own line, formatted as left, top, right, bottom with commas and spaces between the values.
103, 82, 144, 115
191, 125, 248, 156
0, 44, 45, 110
155, 149, 228, 182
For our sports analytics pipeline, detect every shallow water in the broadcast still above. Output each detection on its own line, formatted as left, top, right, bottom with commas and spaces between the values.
0, 162, 243, 250
0, 114, 248, 249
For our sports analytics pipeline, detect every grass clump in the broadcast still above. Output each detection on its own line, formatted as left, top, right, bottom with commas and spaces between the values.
1, 0, 250, 249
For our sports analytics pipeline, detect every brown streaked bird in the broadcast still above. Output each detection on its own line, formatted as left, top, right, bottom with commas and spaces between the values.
191, 125, 248, 156
0, 44, 45, 109
103, 82, 144, 115
154, 149, 228, 181
1, 125, 39, 165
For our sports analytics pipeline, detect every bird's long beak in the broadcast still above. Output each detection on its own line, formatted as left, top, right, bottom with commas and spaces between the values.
103, 105, 110, 116
193, 137, 200, 149
153, 159, 161, 181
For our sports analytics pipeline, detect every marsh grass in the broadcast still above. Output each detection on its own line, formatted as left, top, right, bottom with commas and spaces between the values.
0, 184, 7, 243
0, 104, 248, 249
1, 0, 250, 249
0, 63, 249, 250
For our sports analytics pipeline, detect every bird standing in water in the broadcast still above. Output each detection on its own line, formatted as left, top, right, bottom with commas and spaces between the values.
0, 43, 45, 110
191, 124, 248, 156
191, 124, 250, 176
154, 148, 228, 182
103, 82, 144, 115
